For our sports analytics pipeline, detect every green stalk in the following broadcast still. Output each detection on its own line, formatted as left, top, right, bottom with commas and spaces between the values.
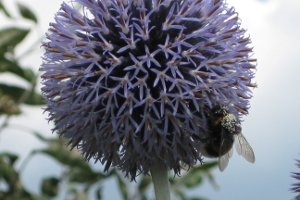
150, 161, 170, 200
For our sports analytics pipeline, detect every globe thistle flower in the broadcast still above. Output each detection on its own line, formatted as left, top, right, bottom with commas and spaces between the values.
291, 160, 300, 200
41, 0, 256, 180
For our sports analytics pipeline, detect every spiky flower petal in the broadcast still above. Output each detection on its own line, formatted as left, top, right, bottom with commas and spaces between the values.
41, 0, 256, 179
291, 160, 300, 200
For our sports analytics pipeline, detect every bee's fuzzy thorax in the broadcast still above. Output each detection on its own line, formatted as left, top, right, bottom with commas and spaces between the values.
221, 113, 240, 134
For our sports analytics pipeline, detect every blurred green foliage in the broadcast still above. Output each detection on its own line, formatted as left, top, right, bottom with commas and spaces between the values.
0, 1, 218, 200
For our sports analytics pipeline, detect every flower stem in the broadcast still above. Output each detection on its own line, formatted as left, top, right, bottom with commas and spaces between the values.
150, 161, 170, 200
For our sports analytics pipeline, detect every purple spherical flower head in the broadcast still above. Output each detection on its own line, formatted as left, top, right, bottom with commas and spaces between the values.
41, 0, 256, 179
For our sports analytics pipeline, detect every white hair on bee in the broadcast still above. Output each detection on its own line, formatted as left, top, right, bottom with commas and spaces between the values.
221, 113, 239, 133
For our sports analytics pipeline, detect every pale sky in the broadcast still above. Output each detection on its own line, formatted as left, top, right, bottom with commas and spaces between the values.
0, 0, 300, 199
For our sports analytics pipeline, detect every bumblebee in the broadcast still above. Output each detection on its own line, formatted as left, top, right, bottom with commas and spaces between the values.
200, 105, 255, 171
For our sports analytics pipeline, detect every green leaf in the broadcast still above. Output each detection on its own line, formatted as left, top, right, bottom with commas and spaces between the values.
197, 161, 218, 171
95, 187, 102, 200
0, 154, 36, 200
138, 176, 151, 192
68, 166, 103, 184
34, 138, 90, 170
0, 1, 11, 18
28, 131, 49, 142
0, 93, 21, 115
0, 154, 19, 186
206, 171, 219, 189
17, 3, 38, 23
185, 161, 218, 176
0, 83, 44, 105
188, 197, 208, 200
181, 173, 203, 188
174, 162, 218, 189
0, 189, 36, 200
0, 58, 35, 82
0, 28, 30, 56
41, 177, 60, 197
196, 161, 219, 188
141, 195, 148, 200
114, 171, 128, 200
0, 152, 19, 166
173, 189, 187, 200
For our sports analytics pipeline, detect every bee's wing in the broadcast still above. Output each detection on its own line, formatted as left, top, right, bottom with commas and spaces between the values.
219, 151, 231, 171
234, 134, 255, 163
218, 128, 234, 171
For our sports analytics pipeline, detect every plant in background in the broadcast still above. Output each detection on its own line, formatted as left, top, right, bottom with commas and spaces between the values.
291, 159, 300, 200
0, 2, 42, 116
41, 0, 256, 199
0, 1, 44, 199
